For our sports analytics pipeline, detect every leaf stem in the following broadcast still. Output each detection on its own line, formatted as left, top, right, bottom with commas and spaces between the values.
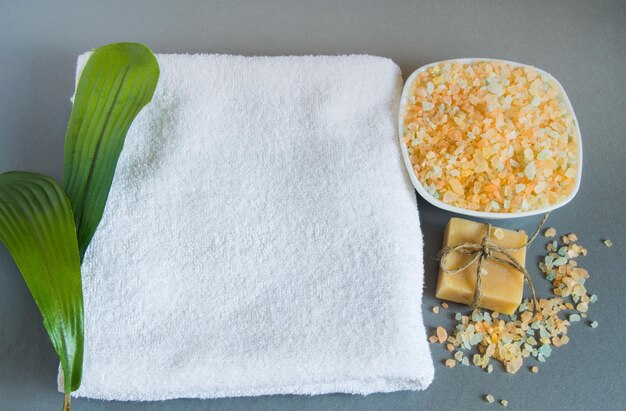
63, 393, 71, 411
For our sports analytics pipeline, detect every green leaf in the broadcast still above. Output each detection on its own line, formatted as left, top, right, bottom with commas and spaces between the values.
62, 42, 159, 259
0, 171, 83, 394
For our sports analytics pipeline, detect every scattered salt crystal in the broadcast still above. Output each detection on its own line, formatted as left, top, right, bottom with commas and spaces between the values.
500, 399, 509, 407
433, 306, 440, 314
436, 326, 448, 343
505, 357, 523, 374
544, 227, 556, 237
485, 394, 495, 403
445, 359, 456, 368
538, 344, 552, 358
603, 239, 613, 247
590, 321, 598, 328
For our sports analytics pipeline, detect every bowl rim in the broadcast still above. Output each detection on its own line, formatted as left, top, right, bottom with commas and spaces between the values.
398, 57, 583, 219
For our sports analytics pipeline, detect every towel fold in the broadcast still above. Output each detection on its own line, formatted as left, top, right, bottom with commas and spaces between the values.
64, 53, 434, 401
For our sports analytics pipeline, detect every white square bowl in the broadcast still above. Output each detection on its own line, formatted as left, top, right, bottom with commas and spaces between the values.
398, 58, 583, 219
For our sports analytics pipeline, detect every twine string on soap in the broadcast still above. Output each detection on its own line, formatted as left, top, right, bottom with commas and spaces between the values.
438, 212, 550, 313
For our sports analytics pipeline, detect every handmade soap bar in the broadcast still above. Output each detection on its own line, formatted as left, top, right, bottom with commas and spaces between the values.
436, 218, 527, 315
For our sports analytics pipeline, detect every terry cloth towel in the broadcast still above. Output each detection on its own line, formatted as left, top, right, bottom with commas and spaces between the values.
63, 53, 434, 400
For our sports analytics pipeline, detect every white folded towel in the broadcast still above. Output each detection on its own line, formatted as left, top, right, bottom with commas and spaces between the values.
65, 53, 434, 401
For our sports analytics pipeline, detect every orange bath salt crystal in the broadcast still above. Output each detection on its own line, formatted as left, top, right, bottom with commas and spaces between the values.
436, 326, 448, 343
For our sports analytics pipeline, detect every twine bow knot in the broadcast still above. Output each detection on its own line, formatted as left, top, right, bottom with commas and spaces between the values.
437, 212, 550, 313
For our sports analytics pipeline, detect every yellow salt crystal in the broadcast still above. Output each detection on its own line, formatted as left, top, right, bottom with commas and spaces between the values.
449, 178, 464, 194
565, 167, 577, 178
505, 357, 523, 374
436, 326, 448, 343
436, 218, 527, 315
544, 227, 557, 237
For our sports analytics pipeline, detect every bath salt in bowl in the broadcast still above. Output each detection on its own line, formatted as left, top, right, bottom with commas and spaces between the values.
398, 58, 582, 219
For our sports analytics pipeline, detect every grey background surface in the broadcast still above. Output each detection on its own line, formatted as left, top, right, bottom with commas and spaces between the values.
1, 0, 625, 410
